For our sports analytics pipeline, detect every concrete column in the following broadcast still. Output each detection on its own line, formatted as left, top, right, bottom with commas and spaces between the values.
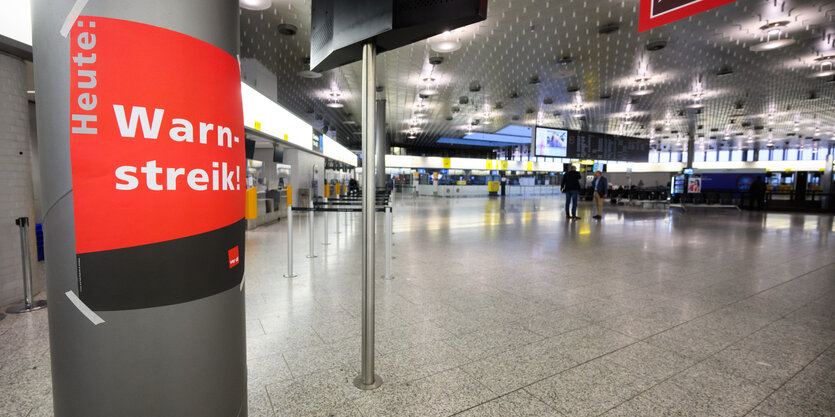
375, 99, 387, 189
32, 1, 246, 416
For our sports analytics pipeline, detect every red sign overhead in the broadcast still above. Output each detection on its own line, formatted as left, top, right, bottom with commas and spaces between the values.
639, 0, 738, 32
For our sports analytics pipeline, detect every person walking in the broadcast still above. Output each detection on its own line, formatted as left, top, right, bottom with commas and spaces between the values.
592, 170, 608, 219
561, 165, 581, 219
749, 176, 766, 210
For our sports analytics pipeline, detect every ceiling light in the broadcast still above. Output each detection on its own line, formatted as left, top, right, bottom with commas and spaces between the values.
809, 61, 835, 78
407, 134, 416, 139
239, 0, 271, 10
419, 78, 438, 96
750, 22, 795, 51
326, 101, 343, 108
428, 32, 461, 53
630, 88, 653, 96
298, 71, 322, 79
686, 103, 704, 109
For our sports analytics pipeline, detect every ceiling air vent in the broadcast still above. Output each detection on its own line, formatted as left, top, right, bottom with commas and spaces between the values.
566, 85, 580, 93
429, 56, 444, 65
459, 96, 469, 105
277, 24, 297, 36
646, 40, 667, 51
598, 22, 620, 34
543, 97, 554, 104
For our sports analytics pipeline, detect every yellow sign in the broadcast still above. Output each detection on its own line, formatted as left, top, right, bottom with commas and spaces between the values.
443, 158, 451, 168
456, 180, 467, 185
486, 160, 493, 169
500, 160, 508, 170
785, 168, 792, 172
245, 187, 258, 220
488, 181, 500, 192
254, 120, 262, 131
413, 172, 420, 178
324, 184, 330, 198
283, 133, 288, 141
580, 159, 594, 165
286, 185, 293, 206
526, 161, 533, 171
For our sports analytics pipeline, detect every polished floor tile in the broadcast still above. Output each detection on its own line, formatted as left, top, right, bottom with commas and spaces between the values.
1, 195, 834, 416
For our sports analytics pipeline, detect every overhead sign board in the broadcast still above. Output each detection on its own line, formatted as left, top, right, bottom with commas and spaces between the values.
639, 0, 738, 32
311, 0, 487, 72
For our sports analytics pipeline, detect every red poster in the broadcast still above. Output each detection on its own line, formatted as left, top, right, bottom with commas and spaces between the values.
69, 17, 245, 310
639, 0, 738, 32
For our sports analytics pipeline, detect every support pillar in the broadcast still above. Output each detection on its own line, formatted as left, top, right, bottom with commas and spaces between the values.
354, 42, 382, 390
33, 1, 247, 416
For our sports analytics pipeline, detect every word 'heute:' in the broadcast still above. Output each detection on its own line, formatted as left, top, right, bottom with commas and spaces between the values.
70, 19, 242, 192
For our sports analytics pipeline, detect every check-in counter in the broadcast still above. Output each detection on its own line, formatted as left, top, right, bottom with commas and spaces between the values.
247, 188, 287, 229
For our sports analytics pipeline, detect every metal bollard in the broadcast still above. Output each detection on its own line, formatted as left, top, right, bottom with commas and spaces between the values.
306, 200, 317, 258
381, 206, 394, 280
323, 201, 330, 246
6, 217, 47, 314
283, 206, 297, 278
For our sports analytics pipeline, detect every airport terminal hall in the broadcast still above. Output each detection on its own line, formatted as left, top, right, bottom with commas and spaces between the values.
3, 0, 835, 416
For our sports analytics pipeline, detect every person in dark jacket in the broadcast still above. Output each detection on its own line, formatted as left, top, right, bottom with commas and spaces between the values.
749, 176, 765, 210
592, 170, 608, 219
561, 166, 581, 219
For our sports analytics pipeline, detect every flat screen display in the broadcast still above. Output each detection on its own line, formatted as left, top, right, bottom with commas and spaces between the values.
533, 126, 568, 157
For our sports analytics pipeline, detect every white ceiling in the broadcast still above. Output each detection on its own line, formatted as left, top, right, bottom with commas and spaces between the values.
240, 0, 835, 154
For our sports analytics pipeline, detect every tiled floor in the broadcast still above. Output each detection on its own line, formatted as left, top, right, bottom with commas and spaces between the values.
2, 195, 834, 416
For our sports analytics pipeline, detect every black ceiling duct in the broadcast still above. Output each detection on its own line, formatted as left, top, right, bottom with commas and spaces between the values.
451, 106, 461, 113
459, 96, 469, 104
509, 91, 519, 99
557, 55, 573, 64
469, 81, 482, 92
429, 56, 444, 65
566, 85, 579, 93
528, 76, 540, 84
543, 97, 554, 104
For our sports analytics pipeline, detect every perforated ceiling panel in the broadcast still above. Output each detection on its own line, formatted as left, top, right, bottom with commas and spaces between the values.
240, 0, 835, 155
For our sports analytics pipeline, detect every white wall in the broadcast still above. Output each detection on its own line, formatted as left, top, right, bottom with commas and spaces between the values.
284, 149, 325, 204
252, 148, 280, 190
0, 52, 44, 306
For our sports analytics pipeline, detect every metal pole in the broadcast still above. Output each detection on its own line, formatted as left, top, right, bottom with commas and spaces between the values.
354, 41, 382, 390
381, 206, 394, 280
307, 199, 317, 258
283, 206, 297, 278
323, 199, 330, 245
7, 217, 47, 314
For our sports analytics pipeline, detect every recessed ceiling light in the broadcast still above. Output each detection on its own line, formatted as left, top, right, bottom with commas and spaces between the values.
239, 0, 270, 10
407, 134, 416, 139
809, 61, 835, 78
428, 32, 461, 53
686, 103, 703, 109
298, 71, 322, 79
326, 101, 343, 108
750, 22, 795, 51
630, 89, 653, 96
